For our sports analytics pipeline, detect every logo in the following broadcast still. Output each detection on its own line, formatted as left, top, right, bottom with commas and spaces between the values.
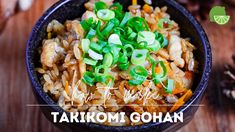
209, 6, 230, 25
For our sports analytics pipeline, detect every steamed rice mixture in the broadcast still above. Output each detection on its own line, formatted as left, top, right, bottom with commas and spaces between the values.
37, 0, 198, 126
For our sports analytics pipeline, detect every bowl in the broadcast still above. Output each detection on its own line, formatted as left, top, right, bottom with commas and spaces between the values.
26, 0, 212, 131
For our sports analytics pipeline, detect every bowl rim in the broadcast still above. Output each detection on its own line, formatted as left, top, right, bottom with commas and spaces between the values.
26, 0, 212, 130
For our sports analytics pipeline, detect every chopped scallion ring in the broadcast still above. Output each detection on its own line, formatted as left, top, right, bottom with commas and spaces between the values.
88, 49, 103, 60
83, 58, 98, 66
103, 53, 113, 67
131, 49, 148, 65
165, 79, 174, 93
97, 9, 115, 21
82, 72, 95, 86
137, 31, 155, 45
81, 39, 90, 53
108, 34, 122, 45
128, 65, 148, 85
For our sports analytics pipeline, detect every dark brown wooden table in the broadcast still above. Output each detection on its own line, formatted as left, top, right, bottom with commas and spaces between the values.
0, 0, 234, 132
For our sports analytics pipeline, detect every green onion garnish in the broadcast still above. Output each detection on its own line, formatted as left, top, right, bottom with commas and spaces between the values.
95, 1, 107, 12
152, 61, 167, 84
103, 53, 113, 67
81, 39, 90, 53
86, 28, 96, 39
89, 42, 103, 53
128, 65, 148, 86
165, 79, 174, 93
88, 49, 103, 60
119, 12, 131, 27
97, 9, 115, 21
137, 31, 155, 45
131, 49, 148, 65
108, 34, 122, 45
82, 72, 95, 86
83, 58, 98, 66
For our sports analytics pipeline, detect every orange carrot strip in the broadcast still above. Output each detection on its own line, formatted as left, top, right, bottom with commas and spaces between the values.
169, 90, 193, 112
65, 81, 69, 95
143, 4, 152, 13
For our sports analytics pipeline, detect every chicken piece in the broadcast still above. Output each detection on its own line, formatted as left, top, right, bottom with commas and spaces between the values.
84, 0, 114, 11
166, 94, 178, 104
100, 0, 114, 6
182, 71, 193, 89
66, 20, 84, 39
41, 40, 64, 67
46, 20, 64, 34
168, 35, 185, 68
82, 11, 98, 21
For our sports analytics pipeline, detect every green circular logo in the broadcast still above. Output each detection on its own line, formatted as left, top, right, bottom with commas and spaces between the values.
209, 6, 230, 25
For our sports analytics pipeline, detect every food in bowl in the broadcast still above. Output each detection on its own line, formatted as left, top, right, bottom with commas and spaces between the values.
36, 0, 198, 126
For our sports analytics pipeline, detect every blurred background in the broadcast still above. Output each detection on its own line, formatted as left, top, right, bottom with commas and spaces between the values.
0, 0, 234, 132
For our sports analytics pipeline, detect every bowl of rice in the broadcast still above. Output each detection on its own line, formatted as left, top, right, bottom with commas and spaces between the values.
26, 0, 212, 131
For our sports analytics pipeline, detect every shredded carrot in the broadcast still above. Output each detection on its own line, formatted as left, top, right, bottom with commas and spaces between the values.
143, 80, 150, 87
169, 89, 193, 112
132, 0, 137, 5
65, 81, 69, 95
156, 83, 163, 89
143, 4, 152, 13
173, 87, 186, 94
154, 66, 162, 74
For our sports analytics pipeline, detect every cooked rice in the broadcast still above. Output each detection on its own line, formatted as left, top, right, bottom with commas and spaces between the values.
37, 0, 198, 126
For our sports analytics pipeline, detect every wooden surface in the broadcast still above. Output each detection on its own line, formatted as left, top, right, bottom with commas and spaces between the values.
0, 0, 234, 132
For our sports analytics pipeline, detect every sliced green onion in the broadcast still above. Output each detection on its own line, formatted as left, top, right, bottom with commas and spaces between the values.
147, 40, 161, 52
96, 75, 114, 85
98, 40, 107, 47
83, 58, 97, 66
80, 18, 95, 30
147, 53, 156, 64
88, 49, 103, 60
81, 39, 90, 53
89, 42, 103, 53
82, 72, 95, 86
126, 27, 133, 35
124, 44, 134, 57
102, 46, 111, 53
152, 61, 167, 84
97, 9, 115, 21
118, 62, 129, 71
103, 53, 113, 67
108, 34, 122, 45
110, 3, 123, 20
110, 45, 121, 64
96, 21, 105, 40
128, 65, 148, 86
131, 49, 148, 65
154, 31, 168, 48
95, 65, 109, 75
118, 47, 128, 63
137, 31, 155, 45
161, 37, 168, 48
127, 17, 150, 32
95, 1, 107, 12
101, 22, 114, 37
137, 41, 147, 49
101, 18, 120, 37
119, 12, 131, 27
165, 79, 174, 93
113, 27, 125, 35
86, 28, 96, 39
127, 32, 137, 41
